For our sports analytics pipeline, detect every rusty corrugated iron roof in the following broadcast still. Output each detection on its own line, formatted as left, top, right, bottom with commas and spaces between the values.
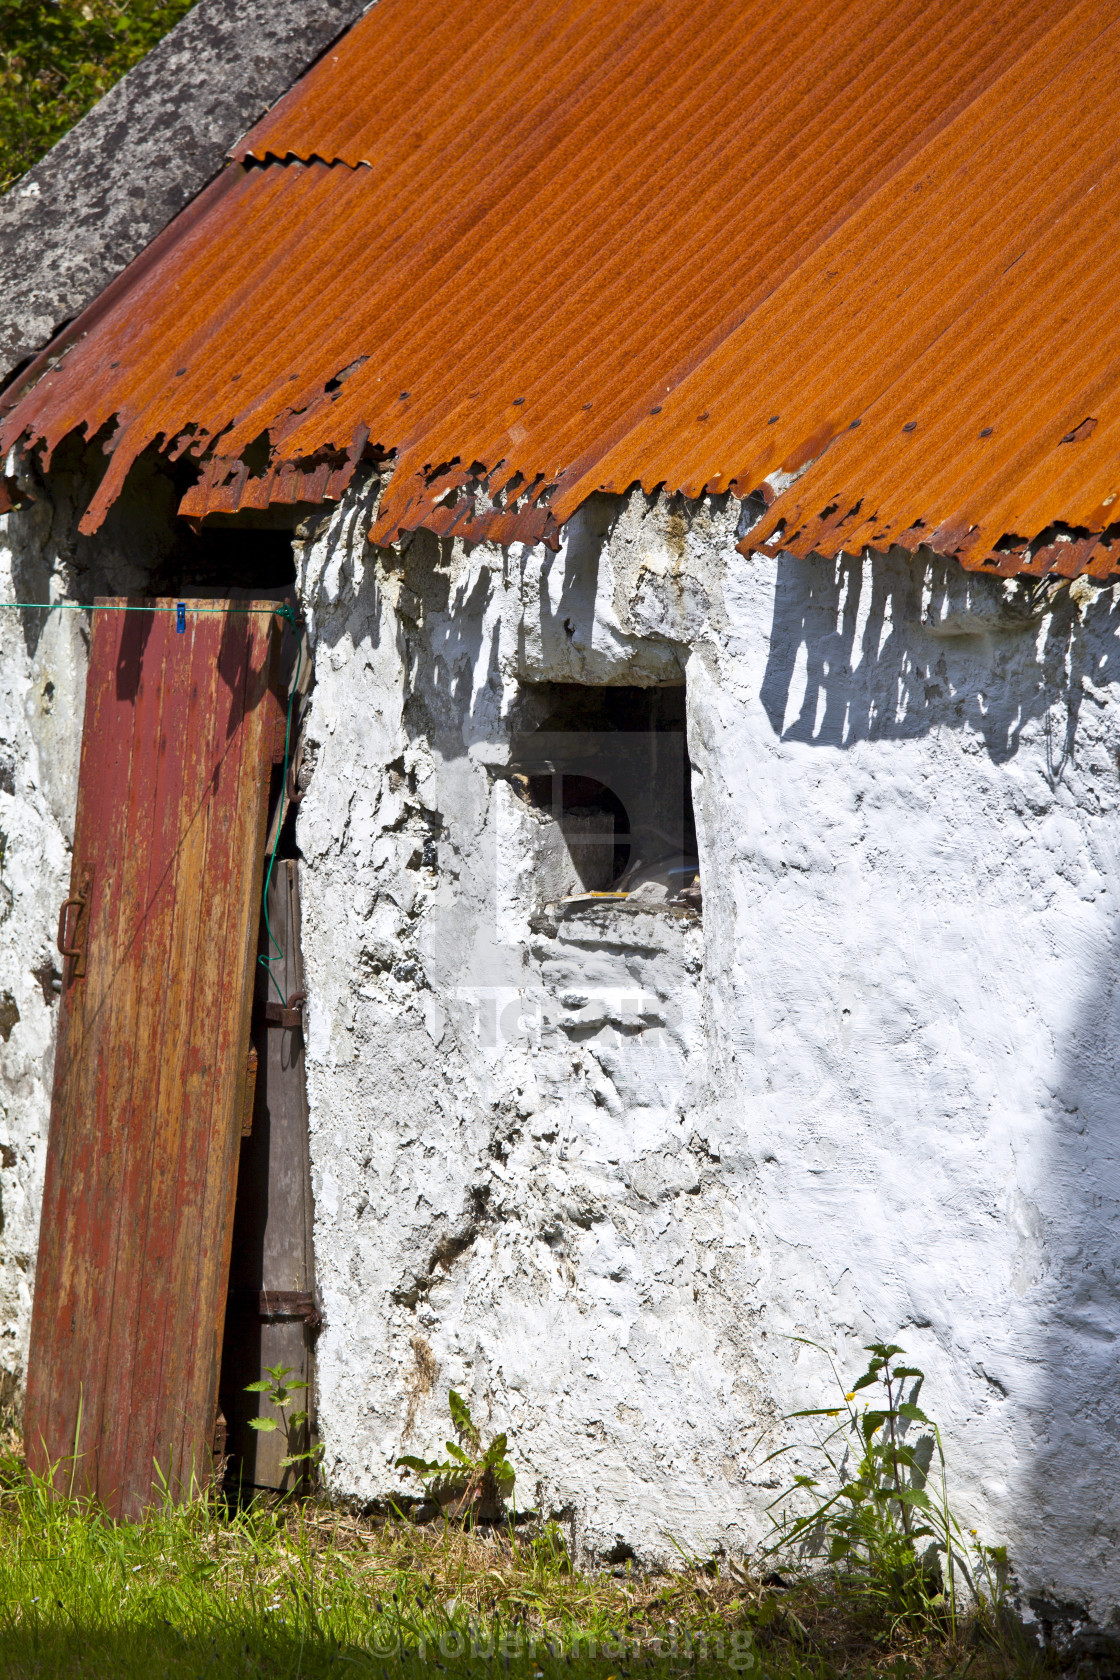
2, 0, 1118, 577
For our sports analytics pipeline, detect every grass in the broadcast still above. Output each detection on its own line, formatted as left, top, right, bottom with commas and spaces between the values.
0, 1415, 1054, 1680
1, 0, 195, 194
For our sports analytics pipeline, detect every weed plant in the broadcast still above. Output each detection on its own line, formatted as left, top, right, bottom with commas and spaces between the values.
397, 1389, 516, 1524
0, 1373, 1053, 1680
246, 1361, 323, 1483
756, 1341, 1032, 1670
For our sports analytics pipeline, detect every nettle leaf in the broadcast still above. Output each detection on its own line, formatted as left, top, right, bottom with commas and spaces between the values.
851, 1372, 879, 1393
897, 1403, 929, 1424
862, 1411, 888, 1440
892, 1367, 924, 1380
247, 1418, 278, 1433
866, 1343, 905, 1360
243, 1380, 273, 1394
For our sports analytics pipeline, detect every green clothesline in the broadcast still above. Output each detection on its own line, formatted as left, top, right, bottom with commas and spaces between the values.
0, 600, 301, 623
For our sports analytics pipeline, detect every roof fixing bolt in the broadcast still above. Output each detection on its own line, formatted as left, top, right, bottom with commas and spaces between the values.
903, 421, 917, 433
979, 427, 993, 438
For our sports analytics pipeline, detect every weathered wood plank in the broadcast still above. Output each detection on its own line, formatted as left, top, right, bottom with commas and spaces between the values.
25, 600, 283, 1516
224, 858, 317, 1492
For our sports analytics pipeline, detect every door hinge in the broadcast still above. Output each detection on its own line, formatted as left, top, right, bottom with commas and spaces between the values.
247, 1289, 321, 1329
261, 988, 306, 1030
56, 867, 93, 981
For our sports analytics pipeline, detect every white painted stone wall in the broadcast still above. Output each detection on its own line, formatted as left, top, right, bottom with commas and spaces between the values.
294, 479, 1120, 1622
0, 484, 87, 1407
3, 460, 1120, 1629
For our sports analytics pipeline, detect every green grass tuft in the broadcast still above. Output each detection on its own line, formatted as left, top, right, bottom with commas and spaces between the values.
0, 1405, 1055, 1679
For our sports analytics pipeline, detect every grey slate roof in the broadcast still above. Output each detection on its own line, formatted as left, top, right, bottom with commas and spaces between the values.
0, 0, 369, 382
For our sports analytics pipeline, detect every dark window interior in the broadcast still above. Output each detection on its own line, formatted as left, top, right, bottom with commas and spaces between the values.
511, 683, 698, 897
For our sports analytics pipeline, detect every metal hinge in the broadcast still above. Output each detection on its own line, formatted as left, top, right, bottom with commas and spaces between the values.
262, 988, 306, 1030
56, 866, 93, 981
249, 1289, 321, 1329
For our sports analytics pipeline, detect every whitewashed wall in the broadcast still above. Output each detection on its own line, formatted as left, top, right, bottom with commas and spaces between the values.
0, 484, 86, 1405
295, 480, 1120, 1623
3, 462, 1120, 1630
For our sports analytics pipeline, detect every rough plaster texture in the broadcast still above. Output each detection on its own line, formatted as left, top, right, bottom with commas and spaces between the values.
292, 480, 1120, 1623
2, 460, 1120, 1630
0, 0, 370, 378
0, 505, 84, 1400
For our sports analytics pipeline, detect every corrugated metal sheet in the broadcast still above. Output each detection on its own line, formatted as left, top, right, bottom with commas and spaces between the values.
2, 0, 1118, 577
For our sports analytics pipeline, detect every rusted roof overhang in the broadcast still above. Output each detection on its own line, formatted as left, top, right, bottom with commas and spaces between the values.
2, 0, 1119, 579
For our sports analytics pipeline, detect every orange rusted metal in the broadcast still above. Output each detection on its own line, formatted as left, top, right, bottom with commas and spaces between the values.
2, 0, 1118, 577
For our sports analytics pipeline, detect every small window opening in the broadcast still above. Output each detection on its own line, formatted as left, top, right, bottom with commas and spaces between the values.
510, 683, 699, 908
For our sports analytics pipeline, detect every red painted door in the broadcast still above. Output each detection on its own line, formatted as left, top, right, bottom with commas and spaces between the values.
24, 599, 285, 1516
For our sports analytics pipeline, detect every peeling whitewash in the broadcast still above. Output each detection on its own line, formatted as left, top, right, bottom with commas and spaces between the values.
2, 462, 1120, 1625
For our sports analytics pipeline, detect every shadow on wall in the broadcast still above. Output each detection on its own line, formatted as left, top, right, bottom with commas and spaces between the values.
758, 546, 1120, 766
305, 474, 501, 761
762, 544, 1120, 1630
1028, 911, 1120, 1640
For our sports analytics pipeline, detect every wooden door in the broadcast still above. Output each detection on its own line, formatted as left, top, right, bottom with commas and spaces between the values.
25, 598, 286, 1517
222, 859, 319, 1491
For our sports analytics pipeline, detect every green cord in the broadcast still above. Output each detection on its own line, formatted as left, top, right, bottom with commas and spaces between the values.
0, 601, 292, 614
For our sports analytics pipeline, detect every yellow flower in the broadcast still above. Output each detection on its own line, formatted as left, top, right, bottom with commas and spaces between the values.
845, 1392, 856, 1401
